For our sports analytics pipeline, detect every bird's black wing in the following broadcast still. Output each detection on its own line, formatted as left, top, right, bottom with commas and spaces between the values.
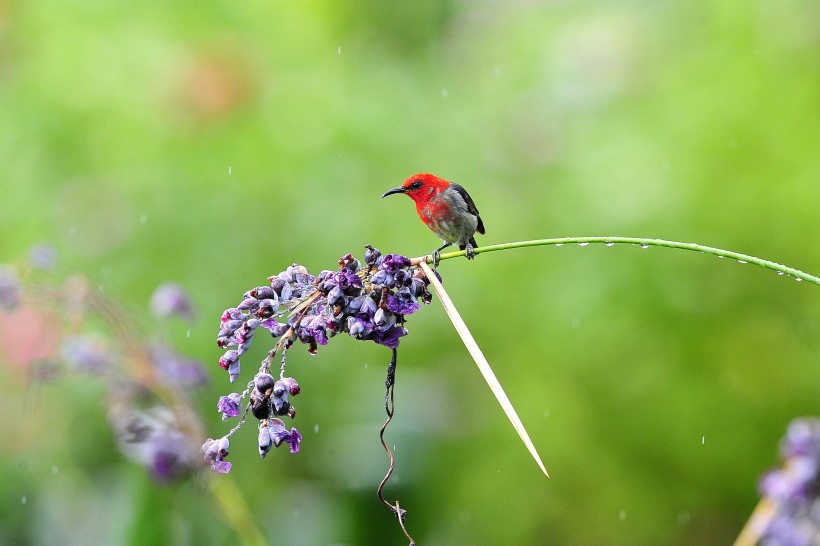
451, 183, 485, 234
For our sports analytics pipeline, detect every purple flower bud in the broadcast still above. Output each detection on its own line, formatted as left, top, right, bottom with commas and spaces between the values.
374, 308, 395, 331
216, 336, 234, 349
371, 270, 394, 288
347, 316, 365, 337
271, 380, 290, 415
279, 283, 293, 301
221, 308, 243, 324
218, 350, 239, 370
217, 393, 242, 420
221, 319, 245, 333
269, 277, 286, 295
227, 359, 240, 383
237, 297, 258, 311
60, 335, 113, 373
364, 245, 382, 267
277, 269, 294, 283
782, 419, 820, 459
258, 423, 273, 458
252, 286, 277, 300
346, 295, 365, 314
409, 277, 427, 298
0, 266, 21, 311
360, 295, 378, 315
288, 264, 309, 278
234, 319, 258, 354
151, 283, 196, 321
255, 298, 279, 318
327, 285, 344, 306
280, 377, 300, 396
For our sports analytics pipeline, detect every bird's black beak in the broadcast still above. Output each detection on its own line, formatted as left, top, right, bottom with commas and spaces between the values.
380, 187, 406, 199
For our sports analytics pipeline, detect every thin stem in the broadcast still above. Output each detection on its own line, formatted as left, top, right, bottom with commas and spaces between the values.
377, 348, 417, 545
733, 498, 777, 546
412, 237, 820, 286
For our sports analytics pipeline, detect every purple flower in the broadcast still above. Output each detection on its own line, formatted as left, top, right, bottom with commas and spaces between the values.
211, 460, 232, 474
202, 436, 232, 473
234, 318, 259, 355
261, 317, 289, 337
150, 343, 208, 388
347, 314, 374, 338
374, 325, 407, 349
150, 283, 196, 321
60, 335, 113, 373
379, 254, 411, 273
217, 393, 242, 420
305, 314, 329, 346
112, 407, 199, 484
386, 288, 420, 316
757, 418, 820, 545
258, 419, 302, 458
0, 266, 21, 311
332, 269, 362, 291
206, 246, 433, 467
270, 418, 302, 452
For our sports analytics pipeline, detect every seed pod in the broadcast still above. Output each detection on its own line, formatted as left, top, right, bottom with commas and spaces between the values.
255, 373, 275, 394
364, 245, 381, 267
253, 286, 277, 300
250, 390, 272, 419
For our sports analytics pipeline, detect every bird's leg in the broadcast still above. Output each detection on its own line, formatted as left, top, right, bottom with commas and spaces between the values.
431, 242, 452, 268
464, 243, 476, 260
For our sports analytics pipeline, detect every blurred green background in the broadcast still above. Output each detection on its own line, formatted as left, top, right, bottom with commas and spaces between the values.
2, 0, 819, 544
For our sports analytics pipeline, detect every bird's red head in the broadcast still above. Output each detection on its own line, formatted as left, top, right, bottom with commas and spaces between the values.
381, 173, 450, 204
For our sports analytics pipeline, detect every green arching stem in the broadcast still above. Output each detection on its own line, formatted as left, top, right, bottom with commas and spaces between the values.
412, 237, 820, 286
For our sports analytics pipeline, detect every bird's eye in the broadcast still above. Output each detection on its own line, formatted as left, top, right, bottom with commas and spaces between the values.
409, 180, 423, 190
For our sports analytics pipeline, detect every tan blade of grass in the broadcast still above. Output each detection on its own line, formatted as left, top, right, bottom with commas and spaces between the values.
418, 260, 550, 479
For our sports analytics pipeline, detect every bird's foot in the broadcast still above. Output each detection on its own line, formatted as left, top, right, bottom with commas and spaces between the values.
465, 244, 476, 260
431, 250, 442, 268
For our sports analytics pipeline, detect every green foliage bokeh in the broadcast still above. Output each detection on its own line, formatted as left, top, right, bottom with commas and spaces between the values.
1, 1, 819, 544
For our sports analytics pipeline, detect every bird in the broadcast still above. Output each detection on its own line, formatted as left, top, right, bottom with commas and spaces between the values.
381, 173, 485, 265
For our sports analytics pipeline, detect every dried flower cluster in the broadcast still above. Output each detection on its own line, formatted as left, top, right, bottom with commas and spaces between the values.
757, 418, 820, 545
203, 245, 436, 473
